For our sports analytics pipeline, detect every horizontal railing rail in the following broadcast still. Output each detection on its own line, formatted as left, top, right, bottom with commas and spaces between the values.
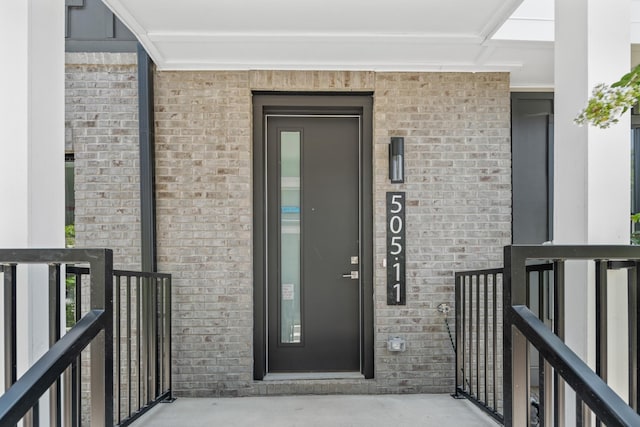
508, 305, 640, 426
0, 310, 106, 426
0, 248, 113, 427
504, 245, 640, 427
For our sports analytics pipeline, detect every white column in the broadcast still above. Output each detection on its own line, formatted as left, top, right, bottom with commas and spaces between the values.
0, 0, 65, 420
555, 0, 630, 423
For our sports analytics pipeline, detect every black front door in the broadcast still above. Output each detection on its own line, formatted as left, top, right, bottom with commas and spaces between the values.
266, 115, 360, 372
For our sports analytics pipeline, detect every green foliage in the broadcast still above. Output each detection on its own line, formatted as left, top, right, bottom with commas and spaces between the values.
611, 65, 640, 89
632, 213, 640, 245
65, 224, 75, 248
576, 63, 640, 128
577, 68, 640, 243
65, 224, 76, 327
66, 275, 76, 327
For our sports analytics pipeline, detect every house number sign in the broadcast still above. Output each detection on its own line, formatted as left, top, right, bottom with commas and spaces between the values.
387, 192, 406, 305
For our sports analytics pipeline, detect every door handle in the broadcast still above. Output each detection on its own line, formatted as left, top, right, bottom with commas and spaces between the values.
342, 271, 359, 279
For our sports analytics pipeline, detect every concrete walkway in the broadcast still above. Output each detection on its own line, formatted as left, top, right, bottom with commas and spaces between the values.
131, 394, 500, 427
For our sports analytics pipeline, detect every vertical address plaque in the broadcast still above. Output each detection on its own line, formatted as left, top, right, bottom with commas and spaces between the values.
387, 192, 406, 305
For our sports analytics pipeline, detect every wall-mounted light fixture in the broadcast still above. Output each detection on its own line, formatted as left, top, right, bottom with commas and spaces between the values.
389, 137, 404, 183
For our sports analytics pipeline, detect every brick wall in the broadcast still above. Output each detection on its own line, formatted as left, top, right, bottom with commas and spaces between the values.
66, 52, 141, 270
154, 72, 254, 396
71, 63, 510, 397
66, 53, 141, 425
373, 73, 511, 393
152, 70, 511, 396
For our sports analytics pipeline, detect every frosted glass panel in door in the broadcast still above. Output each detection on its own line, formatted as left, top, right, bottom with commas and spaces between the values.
280, 131, 301, 343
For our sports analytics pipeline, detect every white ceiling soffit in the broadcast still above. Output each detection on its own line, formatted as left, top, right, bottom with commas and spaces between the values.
492, 0, 554, 42
102, 0, 559, 88
494, 0, 640, 43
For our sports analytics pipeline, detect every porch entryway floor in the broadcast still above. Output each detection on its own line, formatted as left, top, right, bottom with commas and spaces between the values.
130, 394, 500, 426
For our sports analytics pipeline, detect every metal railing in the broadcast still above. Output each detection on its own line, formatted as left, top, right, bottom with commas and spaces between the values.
504, 245, 640, 426
454, 263, 553, 423
0, 249, 114, 427
454, 267, 503, 422
66, 267, 172, 426
0, 249, 172, 427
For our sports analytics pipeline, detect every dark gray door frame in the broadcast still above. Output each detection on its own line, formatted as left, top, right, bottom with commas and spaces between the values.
252, 93, 374, 380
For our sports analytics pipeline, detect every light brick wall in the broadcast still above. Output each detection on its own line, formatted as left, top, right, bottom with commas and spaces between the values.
154, 72, 254, 396
153, 70, 511, 396
373, 73, 511, 393
66, 53, 141, 425
66, 52, 141, 270
72, 64, 510, 397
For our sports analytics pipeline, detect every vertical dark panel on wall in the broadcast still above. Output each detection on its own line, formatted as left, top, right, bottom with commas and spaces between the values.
138, 43, 157, 272
65, 0, 137, 52
65, 0, 84, 38
511, 93, 554, 244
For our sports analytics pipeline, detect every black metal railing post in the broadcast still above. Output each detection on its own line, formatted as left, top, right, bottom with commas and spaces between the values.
127, 275, 133, 417
164, 276, 172, 400
90, 249, 114, 427
491, 271, 498, 412
3, 264, 17, 427
3, 264, 17, 391
115, 274, 121, 424
453, 276, 464, 397
630, 263, 640, 412
553, 259, 565, 427
504, 245, 530, 427
49, 263, 62, 427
